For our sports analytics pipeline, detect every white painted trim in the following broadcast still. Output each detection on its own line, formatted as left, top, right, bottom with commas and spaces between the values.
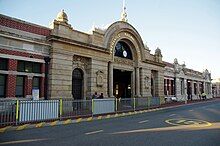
0, 70, 45, 77
0, 54, 45, 63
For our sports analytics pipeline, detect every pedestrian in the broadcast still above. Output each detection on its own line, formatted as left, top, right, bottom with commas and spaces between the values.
98, 93, 104, 99
92, 92, 98, 99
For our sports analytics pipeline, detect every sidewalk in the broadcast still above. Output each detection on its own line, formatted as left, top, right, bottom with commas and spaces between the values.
0, 98, 219, 133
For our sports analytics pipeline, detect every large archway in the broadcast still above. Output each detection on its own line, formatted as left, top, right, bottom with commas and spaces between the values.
72, 68, 84, 100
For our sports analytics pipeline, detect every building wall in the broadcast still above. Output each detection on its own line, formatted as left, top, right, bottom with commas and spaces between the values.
0, 13, 212, 100
0, 14, 50, 99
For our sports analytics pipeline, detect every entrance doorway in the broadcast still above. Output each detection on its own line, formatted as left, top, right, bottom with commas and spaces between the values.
113, 69, 132, 98
72, 68, 83, 100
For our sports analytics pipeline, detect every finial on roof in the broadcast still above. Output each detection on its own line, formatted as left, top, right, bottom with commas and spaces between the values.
120, 0, 128, 22
56, 9, 68, 23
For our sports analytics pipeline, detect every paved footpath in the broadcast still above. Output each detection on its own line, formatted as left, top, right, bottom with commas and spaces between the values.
0, 99, 220, 146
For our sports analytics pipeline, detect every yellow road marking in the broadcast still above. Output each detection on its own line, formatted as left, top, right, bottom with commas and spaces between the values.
63, 119, 72, 125
50, 121, 58, 126
0, 126, 11, 133
165, 118, 212, 127
35, 122, 45, 128
16, 124, 29, 131
97, 116, 102, 120
87, 117, 93, 121
106, 115, 111, 118
76, 118, 82, 123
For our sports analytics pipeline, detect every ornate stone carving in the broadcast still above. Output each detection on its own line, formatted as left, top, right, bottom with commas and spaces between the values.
114, 57, 134, 66
96, 70, 104, 87
73, 55, 89, 70
144, 76, 150, 90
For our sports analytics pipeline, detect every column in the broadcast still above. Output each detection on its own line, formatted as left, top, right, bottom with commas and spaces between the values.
135, 67, 140, 97
24, 76, 33, 98
40, 77, 45, 98
108, 62, 113, 98
6, 59, 17, 98
132, 70, 135, 97
184, 79, 187, 101
191, 81, 195, 99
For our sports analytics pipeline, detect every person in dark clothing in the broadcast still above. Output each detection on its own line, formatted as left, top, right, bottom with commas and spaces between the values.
92, 92, 98, 99
98, 93, 104, 99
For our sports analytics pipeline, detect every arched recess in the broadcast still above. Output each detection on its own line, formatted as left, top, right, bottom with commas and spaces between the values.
103, 21, 146, 62
72, 68, 84, 100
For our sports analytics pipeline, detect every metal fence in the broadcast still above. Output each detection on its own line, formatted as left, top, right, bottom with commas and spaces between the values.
19, 100, 59, 123
0, 97, 162, 126
61, 99, 92, 119
0, 100, 16, 126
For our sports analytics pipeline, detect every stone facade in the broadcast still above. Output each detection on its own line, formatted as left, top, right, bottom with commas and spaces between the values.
164, 59, 212, 101
0, 11, 213, 101
212, 78, 220, 97
47, 10, 165, 99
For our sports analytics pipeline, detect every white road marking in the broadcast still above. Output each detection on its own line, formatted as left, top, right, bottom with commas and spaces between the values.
189, 110, 194, 112
138, 120, 149, 124
169, 114, 176, 117
0, 138, 48, 145
85, 130, 103, 135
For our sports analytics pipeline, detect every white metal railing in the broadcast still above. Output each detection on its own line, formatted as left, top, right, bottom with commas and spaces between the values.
0, 97, 162, 126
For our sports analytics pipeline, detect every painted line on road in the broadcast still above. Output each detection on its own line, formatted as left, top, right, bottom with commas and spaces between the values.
87, 117, 93, 121
0, 126, 11, 133
76, 118, 82, 123
106, 115, 111, 118
138, 120, 149, 124
0, 138, 49, 145
35, 122, 45, 128
169, 114, 176, 117
85, 130, 103, 135
16, 124, 29, 131
189, 110, 194, 112
50, 121, 58, 126
97, 116, 102, 120
63, 119, 72, 125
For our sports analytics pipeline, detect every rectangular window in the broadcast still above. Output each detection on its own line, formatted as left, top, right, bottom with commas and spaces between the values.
0, 74, 6, 98
15, 76, 24, 97
33, 63, 41, 73
0, 58, 8, 70
164, 79, 167, 95
194, 83, 197, 95
25, 62, 32, 73
33, 77, 40, 90
17, 61, 25, 72
180, 79, 184, 95
17, 61, 41, 73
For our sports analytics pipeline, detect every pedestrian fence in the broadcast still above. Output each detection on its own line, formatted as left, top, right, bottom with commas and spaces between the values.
0, 97, 162, 126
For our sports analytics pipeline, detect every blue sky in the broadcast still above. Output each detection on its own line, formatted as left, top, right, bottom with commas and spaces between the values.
0, 0, 220, 79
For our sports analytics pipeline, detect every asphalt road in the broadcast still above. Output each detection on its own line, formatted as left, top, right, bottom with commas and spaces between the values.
1, 99, 220, 146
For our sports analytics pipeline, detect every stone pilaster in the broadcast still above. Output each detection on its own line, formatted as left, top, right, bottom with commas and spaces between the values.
108, 62, 113, 98
135, 67, 140, 97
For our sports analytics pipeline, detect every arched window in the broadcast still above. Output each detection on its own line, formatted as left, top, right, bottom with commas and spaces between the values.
114, 41, 133, 60
72, 68, 83, 100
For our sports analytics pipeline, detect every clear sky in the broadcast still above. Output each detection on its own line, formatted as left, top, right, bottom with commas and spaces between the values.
0, 0, 220, 79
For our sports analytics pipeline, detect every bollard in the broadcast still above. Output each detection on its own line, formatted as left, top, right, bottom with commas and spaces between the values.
115, 98, 118, 113
134, 98, 136, 111
16, 100, 19, 125
59, 99, 63, 120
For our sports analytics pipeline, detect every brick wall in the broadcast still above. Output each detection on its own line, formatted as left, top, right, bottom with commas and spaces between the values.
0, 15, 51, 36
0, 48, 44, 60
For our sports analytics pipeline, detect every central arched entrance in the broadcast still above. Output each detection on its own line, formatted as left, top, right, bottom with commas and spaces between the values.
113, 69, 132, 98
72, 68, 83, 100
113, 41, 133, 98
